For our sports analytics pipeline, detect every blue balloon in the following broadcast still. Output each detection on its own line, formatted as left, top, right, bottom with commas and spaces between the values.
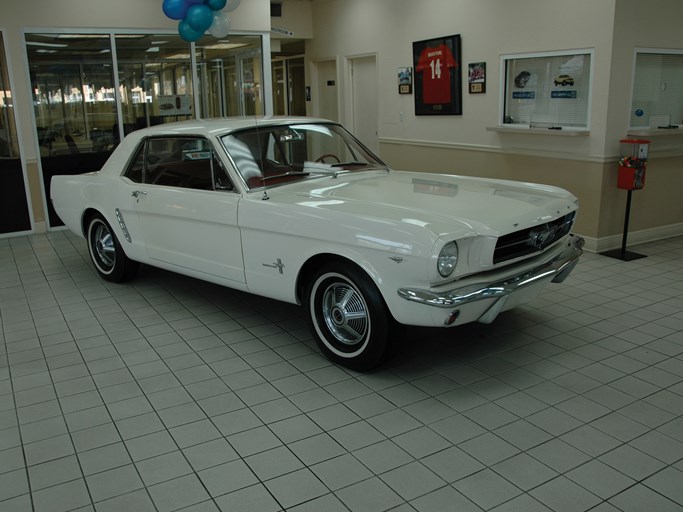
205, 0, 227, 10
162, 0, 190, 20
185, 4, 214, 32
178, 19, 203, 42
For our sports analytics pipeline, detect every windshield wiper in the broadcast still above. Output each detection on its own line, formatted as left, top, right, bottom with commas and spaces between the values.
260, 171, 310, 182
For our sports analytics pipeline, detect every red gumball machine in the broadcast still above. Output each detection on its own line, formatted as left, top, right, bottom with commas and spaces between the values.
617, 139, 649, 190
602, 138, 650, 261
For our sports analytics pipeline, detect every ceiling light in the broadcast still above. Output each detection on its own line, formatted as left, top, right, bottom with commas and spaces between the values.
26, 41, 68, 48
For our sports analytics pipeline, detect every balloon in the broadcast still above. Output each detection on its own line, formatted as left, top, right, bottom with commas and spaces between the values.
162, 0, 190, 20
224, 0, 241, 12
185, 4, 214, 32
205, 0, 227, 11
208, 11, 230, 38
178, 19, 204, 42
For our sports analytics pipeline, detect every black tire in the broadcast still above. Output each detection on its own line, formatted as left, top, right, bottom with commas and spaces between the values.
305, 261, 392, 371
86, 213, 138, 282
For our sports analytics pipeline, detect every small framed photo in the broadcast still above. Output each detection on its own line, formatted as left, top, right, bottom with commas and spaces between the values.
468, 62, 486, 94
398, 67, 412, 94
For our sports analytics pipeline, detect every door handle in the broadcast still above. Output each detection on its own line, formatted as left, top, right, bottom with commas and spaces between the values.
131, 190, 147, 199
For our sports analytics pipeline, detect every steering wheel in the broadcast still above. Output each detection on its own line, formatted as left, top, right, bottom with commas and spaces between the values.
314, 153, 341, 164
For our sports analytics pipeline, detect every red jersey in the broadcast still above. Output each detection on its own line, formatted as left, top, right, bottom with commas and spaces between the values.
416, 44, 457, 104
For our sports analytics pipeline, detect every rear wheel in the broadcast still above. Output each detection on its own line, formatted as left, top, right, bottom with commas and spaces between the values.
86, 213, 138, 282
305, 261, 392, 371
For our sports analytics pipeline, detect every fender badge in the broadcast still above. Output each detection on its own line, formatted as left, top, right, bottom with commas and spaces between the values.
263, 258, 285, 274
389, 256, 404, 263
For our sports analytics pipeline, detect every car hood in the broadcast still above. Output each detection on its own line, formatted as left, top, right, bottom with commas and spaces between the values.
280, 170, 577, 238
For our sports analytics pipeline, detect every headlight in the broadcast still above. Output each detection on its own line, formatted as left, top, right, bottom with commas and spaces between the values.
437, 241, 458, 277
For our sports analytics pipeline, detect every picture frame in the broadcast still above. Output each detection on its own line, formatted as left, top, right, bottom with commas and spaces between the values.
412, 34, 462, 115
468, 62, 486, 94
398, 67, 412, 94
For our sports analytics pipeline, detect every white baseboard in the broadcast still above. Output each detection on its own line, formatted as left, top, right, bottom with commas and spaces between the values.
580, 223, 683, 253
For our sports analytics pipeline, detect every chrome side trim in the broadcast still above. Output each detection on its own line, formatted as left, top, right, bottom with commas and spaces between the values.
114, 208, 132, 243
398, 235, 584, 308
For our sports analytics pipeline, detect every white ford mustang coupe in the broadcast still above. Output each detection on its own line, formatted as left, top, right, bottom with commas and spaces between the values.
51, 117, 584, 370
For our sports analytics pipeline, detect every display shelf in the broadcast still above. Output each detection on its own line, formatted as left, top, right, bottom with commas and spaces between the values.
486, 126, 589, 136
626, 128, 683, 137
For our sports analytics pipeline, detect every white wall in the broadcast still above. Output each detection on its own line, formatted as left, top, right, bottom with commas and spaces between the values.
306, 0, 683, 246
272, 0, 314, 40
607, 0, 683, 156
307, 0, 617, 161
2, 0, 270, 31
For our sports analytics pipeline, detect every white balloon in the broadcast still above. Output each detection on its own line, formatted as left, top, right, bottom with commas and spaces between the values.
224, 0, 241, 12
208, 12, 231, 38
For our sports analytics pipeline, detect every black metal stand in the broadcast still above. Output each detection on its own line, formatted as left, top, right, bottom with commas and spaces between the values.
601, 188, 646, 261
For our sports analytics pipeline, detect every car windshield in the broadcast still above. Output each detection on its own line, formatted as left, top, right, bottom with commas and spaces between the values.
220, 122, 387, 189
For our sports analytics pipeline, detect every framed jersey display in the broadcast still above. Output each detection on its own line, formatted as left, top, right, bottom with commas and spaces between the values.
413, 35, 462, 115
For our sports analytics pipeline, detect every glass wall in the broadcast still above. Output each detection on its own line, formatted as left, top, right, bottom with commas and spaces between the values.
0, 32, 32, 234
27, 33, 117, 156
25, 30, 267, 228
26, 33, 119, 227
116, 34, 196, 140
195, 35, 264, 118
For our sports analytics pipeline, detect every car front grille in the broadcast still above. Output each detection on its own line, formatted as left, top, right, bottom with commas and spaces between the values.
493, 211, 576, 265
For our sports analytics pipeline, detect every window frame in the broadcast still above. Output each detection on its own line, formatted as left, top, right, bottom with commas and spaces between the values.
499, 48, 594, 132
123, 135, 233, 191
629, 47, 683, 130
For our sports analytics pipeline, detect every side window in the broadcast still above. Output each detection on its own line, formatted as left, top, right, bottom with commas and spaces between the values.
124, 143, 145, 183
125, 137, 232, 191
212, 152, 233, 191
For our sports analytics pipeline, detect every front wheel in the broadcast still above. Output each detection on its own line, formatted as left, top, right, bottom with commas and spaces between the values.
305, 262, 392, 371
86, 213, 138, 282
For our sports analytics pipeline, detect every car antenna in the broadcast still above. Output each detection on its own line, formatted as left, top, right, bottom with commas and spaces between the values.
254, 113, 269, 200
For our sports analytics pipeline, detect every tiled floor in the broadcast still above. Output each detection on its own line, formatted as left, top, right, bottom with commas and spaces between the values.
1, 231, 682, 512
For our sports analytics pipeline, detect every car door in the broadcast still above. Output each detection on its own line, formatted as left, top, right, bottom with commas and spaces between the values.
123, 136, 245, 284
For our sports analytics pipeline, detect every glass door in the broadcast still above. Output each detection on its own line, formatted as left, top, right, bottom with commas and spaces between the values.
271, 56, 305, 116
0, 31, 31, 234
26, 32, 117, 228
195, 35, 263, 118
116, 34, 196, 138
287, 57, 306, 116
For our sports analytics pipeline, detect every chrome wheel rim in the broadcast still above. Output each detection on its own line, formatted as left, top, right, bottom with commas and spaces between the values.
92, 222, 115, 270
321, 281, 369, 346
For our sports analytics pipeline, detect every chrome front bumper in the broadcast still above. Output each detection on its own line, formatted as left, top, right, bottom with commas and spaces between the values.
398, 235, 584, 309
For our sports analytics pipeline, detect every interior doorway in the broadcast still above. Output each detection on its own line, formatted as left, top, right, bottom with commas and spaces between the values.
272, 56, 305, 116
349, 55, 378, 154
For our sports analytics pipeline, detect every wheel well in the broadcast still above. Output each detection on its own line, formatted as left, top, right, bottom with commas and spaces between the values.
296, 253, 368, 304
81, 208, 101, 237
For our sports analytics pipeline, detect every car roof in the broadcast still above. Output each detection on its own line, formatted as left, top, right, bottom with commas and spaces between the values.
131, 116, 335, 138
